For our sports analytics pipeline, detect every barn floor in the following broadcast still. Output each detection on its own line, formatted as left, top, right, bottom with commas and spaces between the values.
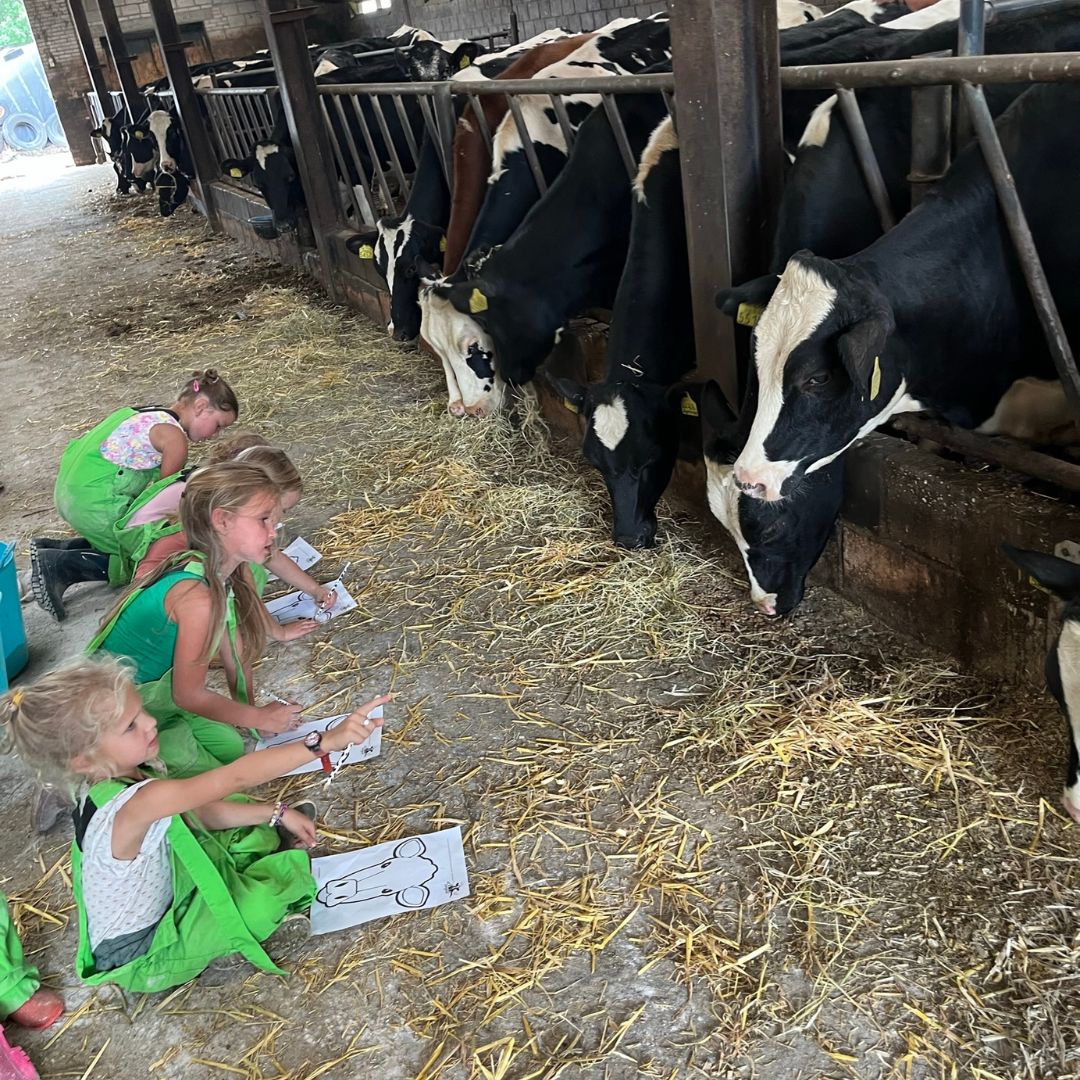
0, 159, 1076, 1080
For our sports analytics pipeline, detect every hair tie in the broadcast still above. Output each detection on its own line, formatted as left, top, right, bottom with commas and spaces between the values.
10, 689, 24, 708
192, 379, 200, 393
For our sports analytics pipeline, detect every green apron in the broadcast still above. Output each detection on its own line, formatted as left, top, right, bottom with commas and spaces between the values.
111, 472, 187, 587
55, 407, 181, 585
71, 779, 314, 994
0, 893, 39, 1018
88, 559, 247, 779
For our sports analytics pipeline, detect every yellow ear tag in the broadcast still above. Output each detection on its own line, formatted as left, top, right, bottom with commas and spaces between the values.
562, 397, 579, 414
459, 54, 471, 69
439, 235, 447, 253
229, 167, 244, 178
869, 355, 881, 401
736, 302, 764, 327
1028, 575, 1053, 595
680, 392, 699, 417
134, 130, 145, 139
357, 244, 375, 260
468, 288, 488, 314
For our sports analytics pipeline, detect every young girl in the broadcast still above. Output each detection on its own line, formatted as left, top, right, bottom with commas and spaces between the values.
3, 657, 388, 992
90, 461, 300, 779
137, 446, 337, 639
113, 429, 270, 587
32, 370, 239, 622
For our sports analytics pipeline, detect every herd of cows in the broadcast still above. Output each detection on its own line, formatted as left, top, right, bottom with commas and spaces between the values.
85, 0, 1080, 622
83, 0, 1080, 820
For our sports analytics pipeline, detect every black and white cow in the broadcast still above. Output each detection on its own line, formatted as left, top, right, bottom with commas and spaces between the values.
145, 109, 194, 216
717, 80, 1080, 504
550, 114, 693, 549
420, 15, 672, 414
118, 114, 159, 194
90, 106, 135, 195
394, 37, 480, 81
1001, 545, 1080, 823
428, 86, 672, 417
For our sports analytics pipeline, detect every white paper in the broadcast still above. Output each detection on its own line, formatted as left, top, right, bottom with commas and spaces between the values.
264, 577, 357, 625
254, 707, 382, 775
310, 826, 470, 935
267, 537, 323, 582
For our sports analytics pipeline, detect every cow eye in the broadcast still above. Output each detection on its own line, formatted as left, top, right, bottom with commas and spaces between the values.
804, 371, 831, 389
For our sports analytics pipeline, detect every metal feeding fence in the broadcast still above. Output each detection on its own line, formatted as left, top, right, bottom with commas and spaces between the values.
198, 86, 279, 192
314, 73, 677, 225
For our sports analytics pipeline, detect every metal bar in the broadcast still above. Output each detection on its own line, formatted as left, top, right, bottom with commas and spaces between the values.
96, 0, 143, 117
960, 80, 1080, 409
505, 92, 547, 195
347, 93, 396, 213
370, 95, 411, 206
326, 95, 375, 223
662, 88, 678, 131
67, 0, 112, 114
317, 73, 676, 96
548, 92, 575, 156
908, 80, 952, 206
416, 95, 451, 185
147, 0, 222, 229
432, 83, 457, 189
835, 88, 896, 232
891, 415, 1080, 492
600, 93, 638, 181
391, 93, 420, 164
959, 0, 987, 58
780, 50, 1080, 91
212, 95, 240, 159
467, 93, 493, 155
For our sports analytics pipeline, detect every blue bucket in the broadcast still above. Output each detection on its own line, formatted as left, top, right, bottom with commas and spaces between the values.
0, 543, 28, 681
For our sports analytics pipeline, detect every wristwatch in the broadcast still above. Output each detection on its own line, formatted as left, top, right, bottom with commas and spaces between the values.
303, 729, 333, 774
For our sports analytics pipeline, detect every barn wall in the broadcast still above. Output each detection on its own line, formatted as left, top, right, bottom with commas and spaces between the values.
352, 0, 669, 44
21, 0, 97, 164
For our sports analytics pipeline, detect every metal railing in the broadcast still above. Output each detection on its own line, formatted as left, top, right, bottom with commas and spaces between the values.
87, 88, 126, 127
197, 85, 279, 190
315, 72, 676, 225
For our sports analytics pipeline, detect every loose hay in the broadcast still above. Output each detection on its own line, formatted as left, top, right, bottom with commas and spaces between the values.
14, 187, 1080, 1080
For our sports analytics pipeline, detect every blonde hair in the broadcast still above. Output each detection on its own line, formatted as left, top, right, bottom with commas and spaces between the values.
101, 461, 278, 664
236, 446, 302, 496
1, 656, 148, 791
205, 429, 270, 465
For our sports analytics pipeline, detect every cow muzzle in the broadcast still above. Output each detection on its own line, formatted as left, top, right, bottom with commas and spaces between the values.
614, 522, 657, 550
733, 465, 784, 503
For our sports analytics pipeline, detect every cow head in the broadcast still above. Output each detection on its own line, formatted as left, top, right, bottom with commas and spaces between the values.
552, 375, 689, 549
396, 39, 480, 81
1002, 544, 1080, 823
221, 140, 302, 234
155, 168, 190, 217
419, 270, 506, 417
90, 107, 126, 160
347, 215, 445, 342
147, 109, 188, 175
716, 252, 898, 503
700, 380, 843, 616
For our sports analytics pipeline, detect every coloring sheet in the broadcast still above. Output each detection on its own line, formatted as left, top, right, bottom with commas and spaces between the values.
264, 577, 357, 625
267, 537, 322, 582
310, 826, 471, 935
254, 707, 382, 775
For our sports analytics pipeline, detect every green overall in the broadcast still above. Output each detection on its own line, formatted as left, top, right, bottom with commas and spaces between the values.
0, 894, 39, 1018
111, 473, 186, 587
54, 407, 181, 586
88, 559, 247, 779
71, 779, 314, 994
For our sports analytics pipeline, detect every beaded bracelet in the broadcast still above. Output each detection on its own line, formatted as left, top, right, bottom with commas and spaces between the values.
269, 800, 289, 828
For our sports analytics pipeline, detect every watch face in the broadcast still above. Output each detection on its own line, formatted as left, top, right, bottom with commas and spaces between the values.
303, 731, 320, 749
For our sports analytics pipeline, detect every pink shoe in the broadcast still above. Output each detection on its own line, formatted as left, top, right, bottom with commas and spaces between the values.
7, 991, 63, 1031
0, 1027, 37, 1080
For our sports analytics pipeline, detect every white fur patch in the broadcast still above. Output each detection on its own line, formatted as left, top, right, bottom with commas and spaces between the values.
1058, 620, 1080, 815
378, 214, 413, 326
593, 397, 630, 451
254, 143, 279, 171
884, 0, 959, 29
735, 260, 837, 499
976, 377, 1078, 445
313, 57, 339, 77
148, 110, 175, 171
830, 0, 886, 23
705, 461, 778, 613
776, 0, 824, 29
798, 95, 837, 149
633, 117, 677, 203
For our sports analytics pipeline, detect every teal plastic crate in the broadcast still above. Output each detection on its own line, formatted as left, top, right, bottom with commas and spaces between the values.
0, 543, 28, 682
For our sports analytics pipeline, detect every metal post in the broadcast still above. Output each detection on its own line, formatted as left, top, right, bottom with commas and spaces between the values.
147, 0, 222, 229
259, 0, 347, 300
908, 78, 951, 207
68, 0, 112, 115
955, 0, 986, 148
835, 88, 895, 232
95, 0, 143, 118
670, 0, 783, 408
960, 80, 1080, 410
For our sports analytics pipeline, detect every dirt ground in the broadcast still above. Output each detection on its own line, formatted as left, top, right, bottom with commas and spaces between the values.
0, 157, 1076, 1080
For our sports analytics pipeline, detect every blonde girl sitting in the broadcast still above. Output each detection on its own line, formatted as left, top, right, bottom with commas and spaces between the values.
90, 461, 299, 778
3, 657, 388, 993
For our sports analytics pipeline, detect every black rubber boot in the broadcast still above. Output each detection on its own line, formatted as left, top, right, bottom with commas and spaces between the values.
29, 537, 92, 591
31, 547, 109, 622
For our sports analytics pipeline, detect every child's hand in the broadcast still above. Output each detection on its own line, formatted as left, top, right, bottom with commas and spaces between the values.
279, 808, 317, 849
276, 618, 319, 642
314, 586, 338, 611
323, 694, 393, 752
258, 701, 303, 733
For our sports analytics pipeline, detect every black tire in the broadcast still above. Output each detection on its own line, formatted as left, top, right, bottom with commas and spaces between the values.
45, 115, 67, 148
2, 113, 47, 152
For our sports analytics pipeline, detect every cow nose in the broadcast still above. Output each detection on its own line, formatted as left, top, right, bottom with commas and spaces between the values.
614, 526, 657, 550
463, 401, 491, 418
391, 325, 415, 343
752, 594, 778, 617
733, 469, 767, 499
448, 399, 466, 417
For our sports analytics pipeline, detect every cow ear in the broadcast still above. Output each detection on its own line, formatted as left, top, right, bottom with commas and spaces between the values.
715, 274, 779, 325
699, 380, 740, 453
836, 314, 893, 401
547, 375, 588, 414
346, 227, 379, 258
665, 381, 704, 419
221, 156, 254, 178
1002, 544, 1080, 601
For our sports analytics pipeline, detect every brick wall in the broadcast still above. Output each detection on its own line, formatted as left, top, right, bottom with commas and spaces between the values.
352, 0, 668, 44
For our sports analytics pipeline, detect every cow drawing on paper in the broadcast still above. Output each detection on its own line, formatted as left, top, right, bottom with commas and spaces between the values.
316, 838, 437, 909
